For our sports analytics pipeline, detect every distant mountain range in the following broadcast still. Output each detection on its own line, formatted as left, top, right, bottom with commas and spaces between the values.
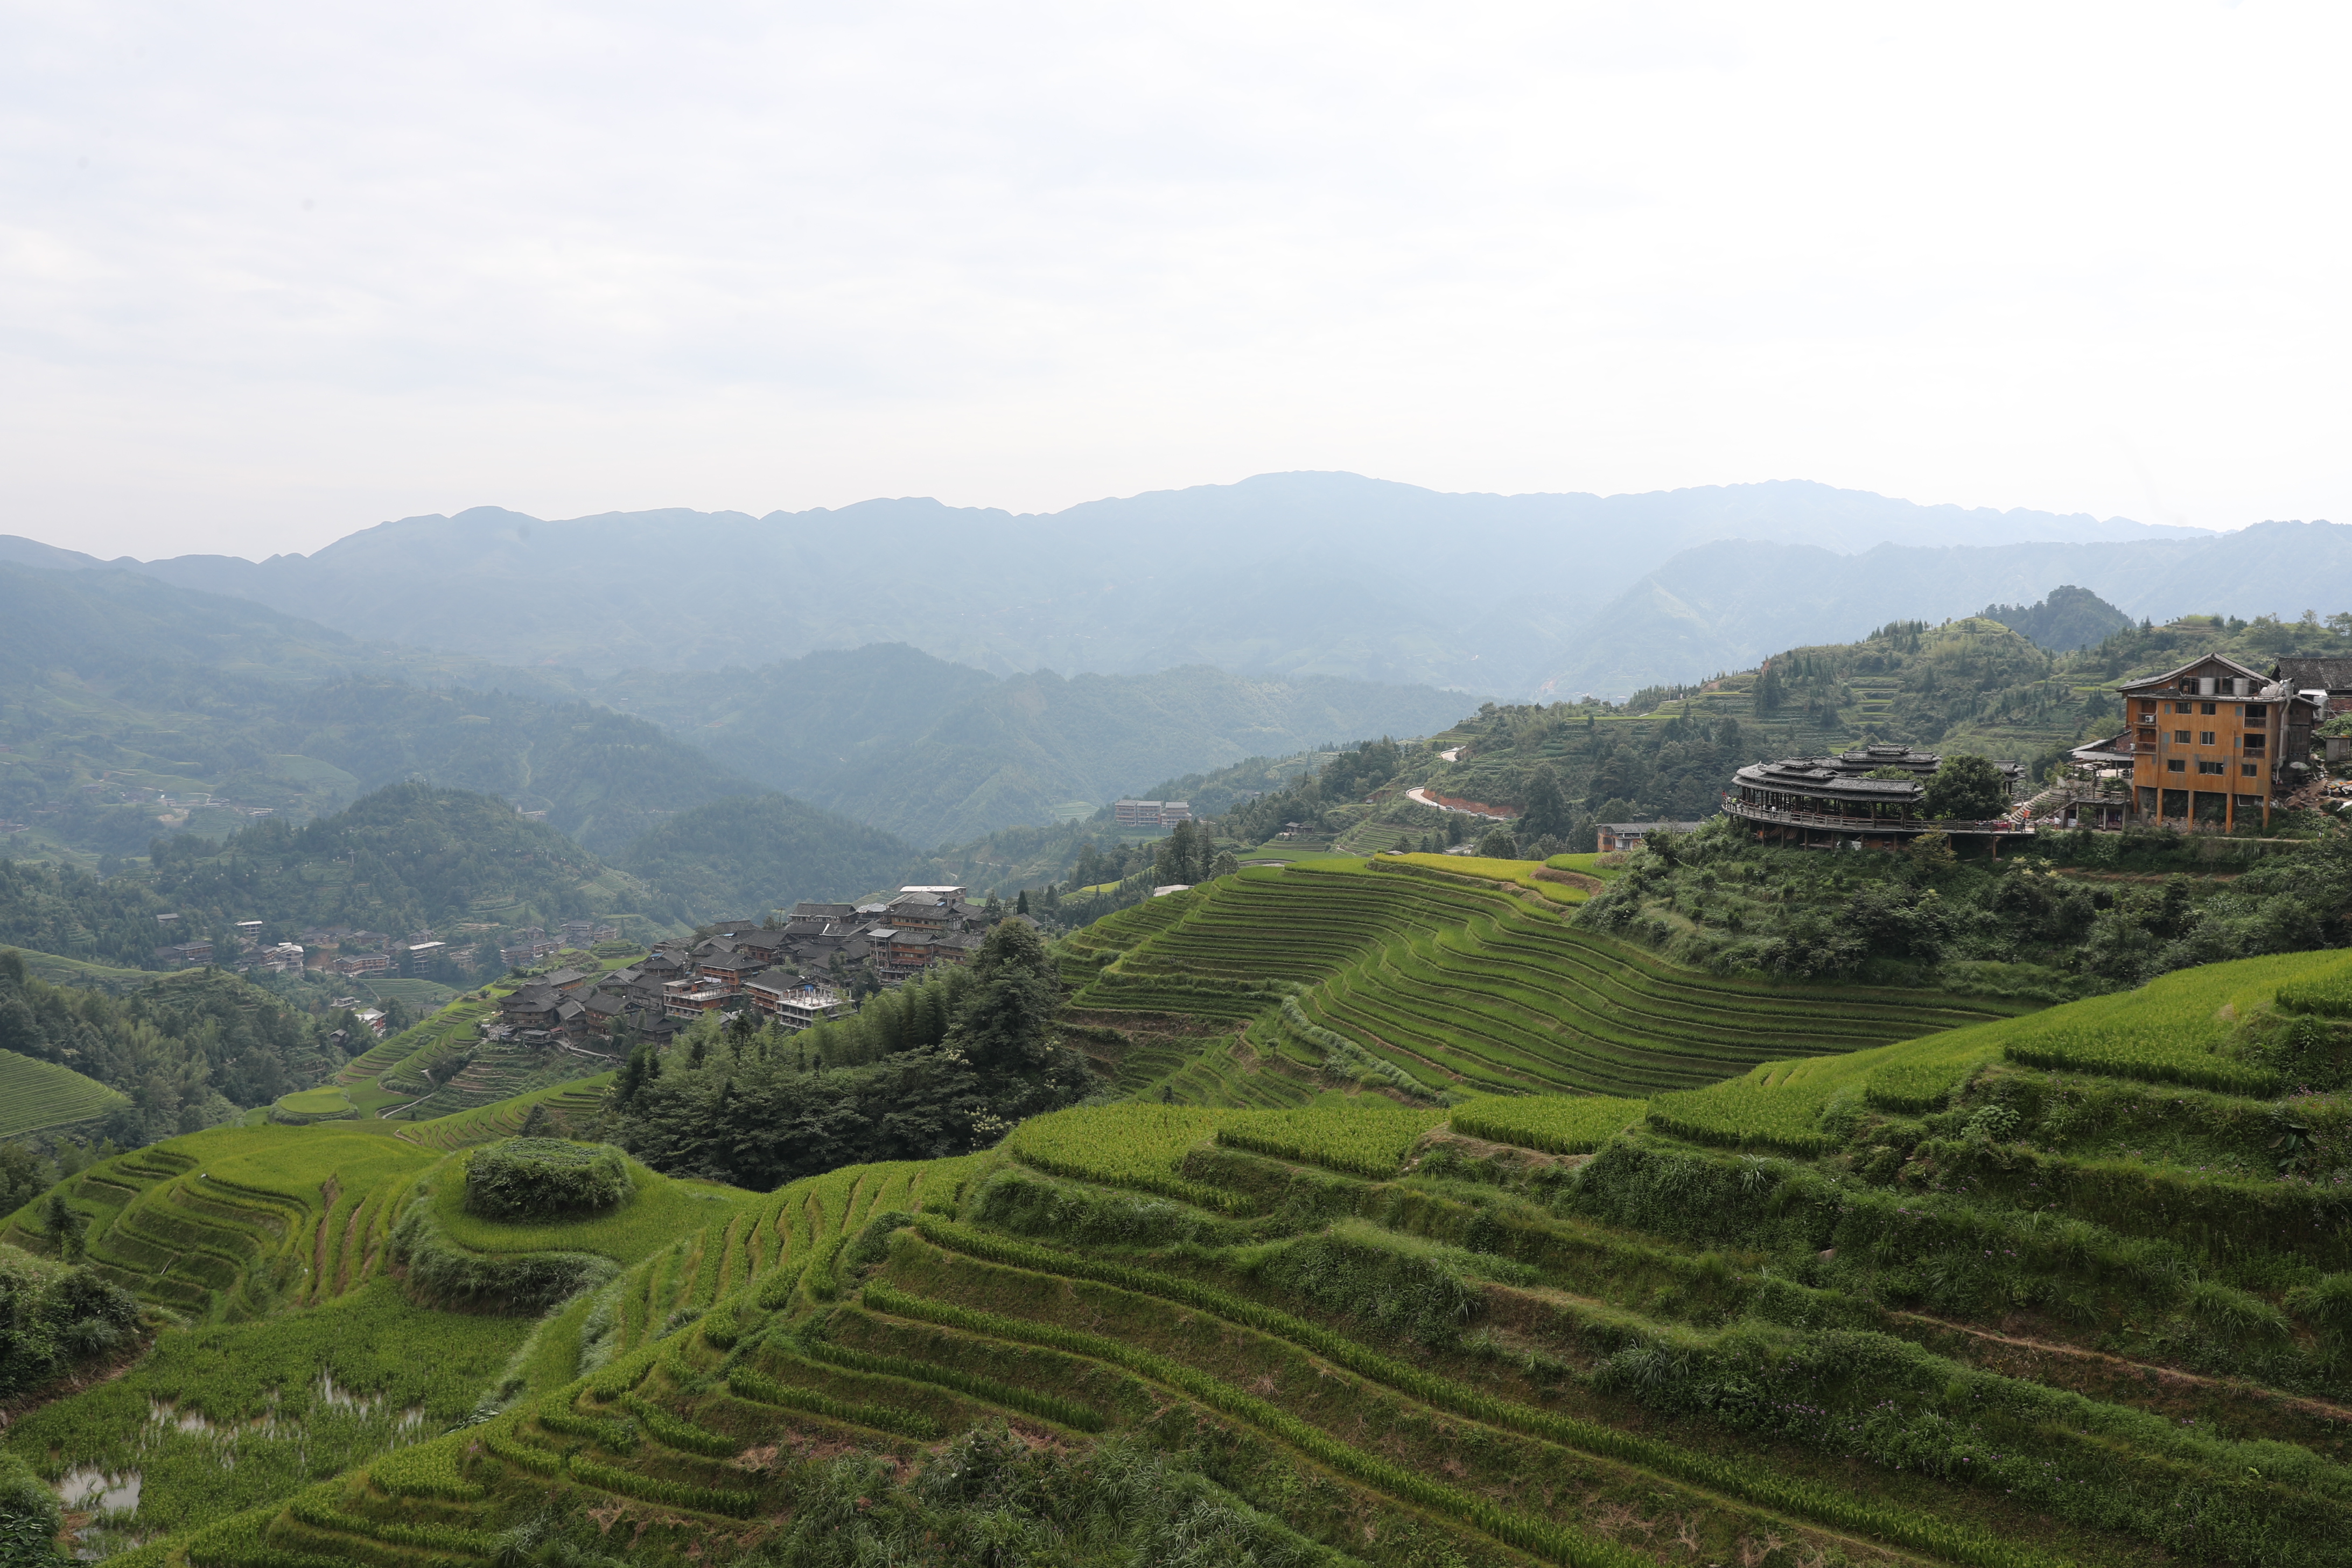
0, 561, 1462, 865
3, 472, 2257, 697
1535, 521, 2352, 697
592, 646, 1467, 846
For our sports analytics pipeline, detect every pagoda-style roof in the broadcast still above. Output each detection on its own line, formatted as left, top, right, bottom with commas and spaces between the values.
1733, 759, 1924, 805
1824, 743, 1940, 775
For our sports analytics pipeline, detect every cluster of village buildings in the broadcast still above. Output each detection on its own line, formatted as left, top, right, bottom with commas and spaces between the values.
487, 886, 1013, 1051
1112, 799, 1193, 827
1721, 654, 2348, 844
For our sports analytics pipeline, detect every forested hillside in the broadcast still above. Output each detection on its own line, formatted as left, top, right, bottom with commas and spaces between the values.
1584, 817, 2349, 995
590, 646, 1470, 845
0, 562, 757, 863
0, 561, 1459, 872
1978, 584, 2136, 651
0, 784, 666, 968
607, 921, 1093, 1188
613, 794, 915, 921
0, 950, 353, 1143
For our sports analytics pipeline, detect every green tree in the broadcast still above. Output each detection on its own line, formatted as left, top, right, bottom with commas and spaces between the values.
612, 1042, 658, 1108
0, 1142, 53, 1218
1210, 850, 1238, 879
1476, 828, 1518, 859
1518, 765, 1572, 842
1153, 821, 1203, 885
1906, 830, 1958, 876
1014, 889, 1030, 915
42, 1193, 85, 1262
1923, 754, 2011, 821
947, 920, 1061, 1074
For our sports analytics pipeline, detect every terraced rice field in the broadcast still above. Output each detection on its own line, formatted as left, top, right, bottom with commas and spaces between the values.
67, 944, 2352, 1568
0, 1047, 128, 1139
388, 1037, 621, 1123
1067, 859, 2028, 1099
396, 1074, 615, 1151
1109, 1032, 1314, 1108
220, 1059, 2347, 1568
2, 1127, 439, 1319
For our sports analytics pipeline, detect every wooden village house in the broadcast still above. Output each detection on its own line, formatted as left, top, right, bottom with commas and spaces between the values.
2070, 653, 2326, 830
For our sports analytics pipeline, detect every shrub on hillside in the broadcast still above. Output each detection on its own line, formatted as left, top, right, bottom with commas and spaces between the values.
0, 1448, 59, 1557
0, 1243, 138, 1397
464, 1138, 631, 1222
389, 1193, 618, 1313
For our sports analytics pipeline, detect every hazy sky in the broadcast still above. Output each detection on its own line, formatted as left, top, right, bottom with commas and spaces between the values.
4, 2, 2346, 559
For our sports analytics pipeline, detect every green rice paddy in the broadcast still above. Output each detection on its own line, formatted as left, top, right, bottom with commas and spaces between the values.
1064, 858, 2028, 1102
17, 942, 2352, 1568
0, 1047, 128, 1140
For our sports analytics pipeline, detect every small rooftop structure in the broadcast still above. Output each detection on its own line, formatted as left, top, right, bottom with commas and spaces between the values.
1594, 821, 1706, 853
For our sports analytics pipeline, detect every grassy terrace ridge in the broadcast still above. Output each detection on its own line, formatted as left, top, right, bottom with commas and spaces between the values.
394, 1073, 615, 1150
1061, 857, 2030, 1103
33, 943, 2352, 1567
0, 1046, 129, 1139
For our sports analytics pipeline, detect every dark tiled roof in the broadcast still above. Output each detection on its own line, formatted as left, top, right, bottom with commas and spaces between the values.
1735, 759, 1926, 801
2276, 657, 2352, 692
2118, 653, 2269, 692
2071, 732, 2136, 761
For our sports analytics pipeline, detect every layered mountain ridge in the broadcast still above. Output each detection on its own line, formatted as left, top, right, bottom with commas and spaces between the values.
5, 471, 2267, 697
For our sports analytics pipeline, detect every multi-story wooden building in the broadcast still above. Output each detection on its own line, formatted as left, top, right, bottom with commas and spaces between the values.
2071, 653, 2326, 829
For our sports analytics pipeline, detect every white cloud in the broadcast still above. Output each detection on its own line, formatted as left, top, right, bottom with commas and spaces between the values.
0, 0, 2344, 557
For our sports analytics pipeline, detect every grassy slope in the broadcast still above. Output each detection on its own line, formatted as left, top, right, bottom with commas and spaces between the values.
8, 948, 162, 992
1058, 858, 2031, 1104
61, 944, 2352, 1568
300, 955, 639, 1128
0, 1047, 128, 1138
0, 1121, 753, 1557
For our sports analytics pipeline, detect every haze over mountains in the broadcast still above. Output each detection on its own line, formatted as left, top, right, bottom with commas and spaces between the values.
16, 471, 2322, 699
0, 561, 1461, 871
